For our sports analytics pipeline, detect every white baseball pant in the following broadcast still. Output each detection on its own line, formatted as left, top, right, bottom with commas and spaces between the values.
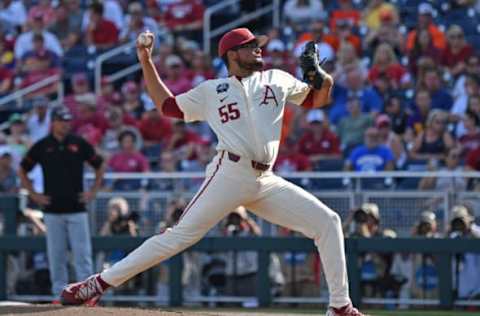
101, 151, 350, 308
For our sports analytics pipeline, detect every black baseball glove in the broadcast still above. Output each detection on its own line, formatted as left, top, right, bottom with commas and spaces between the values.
300, 41, 328, 89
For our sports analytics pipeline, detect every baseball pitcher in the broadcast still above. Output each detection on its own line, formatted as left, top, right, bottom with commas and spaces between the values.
61, 28, 367, 316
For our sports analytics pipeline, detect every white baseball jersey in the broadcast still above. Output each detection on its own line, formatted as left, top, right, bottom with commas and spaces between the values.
100, 68, 351, 310
175, 69, 312, 164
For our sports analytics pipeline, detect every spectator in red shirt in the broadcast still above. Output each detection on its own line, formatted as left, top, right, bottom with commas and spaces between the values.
166, 121, 205, 160
163, 55, 192, 95
109, 129, 149, 191
139, 99, 173, 149
72, 100, 109, 138
275, 138, 311, 173
441, 25, 474, 77
163, 0, 204, 41
466, 146, 480, 171
85, 2, 119, 50
298, 109, 341, 164
465, 145, 480, 190
109, 129, 149, 172
368, 43, 410, 89
459, 110, 480, 156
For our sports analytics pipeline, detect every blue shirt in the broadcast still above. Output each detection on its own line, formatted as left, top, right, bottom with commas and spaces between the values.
348, 145, 394, 172
329, 85, 383, 125
430, 88, 453, 111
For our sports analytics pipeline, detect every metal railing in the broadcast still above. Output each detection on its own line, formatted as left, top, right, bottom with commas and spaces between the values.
84, 170, 480, 180
203, 0, 281, 56
80, 170, 480, 238
1, 235, 480, 309
0, 74, 63, 109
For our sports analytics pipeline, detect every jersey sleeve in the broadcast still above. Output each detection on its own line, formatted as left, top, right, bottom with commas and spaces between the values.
20, 142, 42, 172
79, 137, 104, 169
280, 70, 312, 106
175, 82, 206, 122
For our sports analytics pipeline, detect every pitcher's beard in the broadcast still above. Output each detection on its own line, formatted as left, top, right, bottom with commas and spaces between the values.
238, 59, 264, 72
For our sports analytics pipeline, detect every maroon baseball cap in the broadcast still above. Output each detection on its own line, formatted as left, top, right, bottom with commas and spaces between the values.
218, 28, 268, 57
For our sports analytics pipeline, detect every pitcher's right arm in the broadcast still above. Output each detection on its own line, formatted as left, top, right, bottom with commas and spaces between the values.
136, 32, 173, 115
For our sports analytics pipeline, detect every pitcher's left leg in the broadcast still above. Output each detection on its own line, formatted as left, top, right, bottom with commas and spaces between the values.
247, 175, 350, 308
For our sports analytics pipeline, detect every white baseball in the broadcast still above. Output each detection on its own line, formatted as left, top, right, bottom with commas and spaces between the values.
138, 32, 153, 46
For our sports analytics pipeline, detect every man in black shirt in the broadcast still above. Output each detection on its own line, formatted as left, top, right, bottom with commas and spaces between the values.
18, 106, 105, 300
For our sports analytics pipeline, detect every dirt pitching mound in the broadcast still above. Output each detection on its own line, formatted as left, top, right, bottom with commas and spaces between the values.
0, 305, 215, 316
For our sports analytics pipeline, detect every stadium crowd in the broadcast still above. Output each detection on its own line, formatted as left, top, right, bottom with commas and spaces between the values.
0, 0, 479, 192
1, 0, 480, 306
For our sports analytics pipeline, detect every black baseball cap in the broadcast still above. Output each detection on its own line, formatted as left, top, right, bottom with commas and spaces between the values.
51, 106, 73, 121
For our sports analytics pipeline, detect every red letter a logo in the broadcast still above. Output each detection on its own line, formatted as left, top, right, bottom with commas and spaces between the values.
260, 85, 279, 107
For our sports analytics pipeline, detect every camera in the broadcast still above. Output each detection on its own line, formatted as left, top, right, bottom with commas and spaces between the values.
416, 221, 432, 236
353, 208, 368, 223
225, 212, 243, 236
450, 218, 467, 235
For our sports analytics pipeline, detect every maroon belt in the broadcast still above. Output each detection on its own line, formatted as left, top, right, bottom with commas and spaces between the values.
227, 152, 270, 171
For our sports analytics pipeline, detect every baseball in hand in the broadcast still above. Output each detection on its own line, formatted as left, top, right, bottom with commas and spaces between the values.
137, 32, 153, 47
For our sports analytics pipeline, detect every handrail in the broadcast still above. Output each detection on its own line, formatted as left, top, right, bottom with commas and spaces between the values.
203, 0, 281, 56
84, 170, 480, 180
94, 41, 136, 96
0, 74, 63, 108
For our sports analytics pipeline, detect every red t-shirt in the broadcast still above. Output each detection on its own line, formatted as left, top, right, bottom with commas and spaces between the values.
0, 67, 13, 81
73, 112, 109, 135
466, 147, 480, 171
275, 153, 311, 172
164, 77, 192, 95
164, 0, 204, 29
298, 129, 341, 156
441, 44, 474, 68
368, 63, 407, 86
171, 130, 205, 149
460, 132, 480, 154
92, 19, 119, 45
139, 116, 173, 143
109, 151, 149, 172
